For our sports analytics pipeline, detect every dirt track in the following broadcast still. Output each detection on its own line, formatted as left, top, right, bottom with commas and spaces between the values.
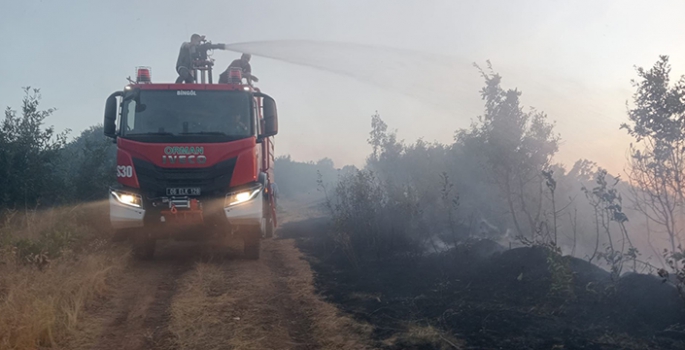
69, 238, 371, 350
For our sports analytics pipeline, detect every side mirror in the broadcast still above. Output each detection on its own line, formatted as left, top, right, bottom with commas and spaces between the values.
261, 95, 278, 137
104, 91, 123, 138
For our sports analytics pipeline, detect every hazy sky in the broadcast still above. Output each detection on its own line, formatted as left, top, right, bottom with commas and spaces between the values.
2, 0, 685, 174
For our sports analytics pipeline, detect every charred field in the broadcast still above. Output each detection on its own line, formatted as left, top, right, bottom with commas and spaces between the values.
281, 217, 685, 350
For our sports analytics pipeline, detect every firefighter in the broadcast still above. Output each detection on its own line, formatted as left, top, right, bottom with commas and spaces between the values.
175, 34, 204, 84
227, 113, 249, 135
218, 53, 259, 84
175, 34, 227, 83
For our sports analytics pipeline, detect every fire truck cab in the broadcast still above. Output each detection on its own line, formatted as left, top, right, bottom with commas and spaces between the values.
103, 66, 278, 260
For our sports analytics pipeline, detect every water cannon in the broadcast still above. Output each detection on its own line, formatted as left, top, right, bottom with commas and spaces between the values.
191, 37, 227, 84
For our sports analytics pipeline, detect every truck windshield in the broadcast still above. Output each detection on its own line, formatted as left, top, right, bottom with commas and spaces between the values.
121, 90, 252, 140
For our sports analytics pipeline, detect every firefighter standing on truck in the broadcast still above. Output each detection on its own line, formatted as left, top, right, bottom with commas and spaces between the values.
175, 34, 227, 83
219, 53, 259, 84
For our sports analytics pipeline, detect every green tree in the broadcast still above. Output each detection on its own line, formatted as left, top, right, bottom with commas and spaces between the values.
457, 62, 559, 238
622, 55, 685, 253
57, 125, 117, 201
0, 88, 69, 208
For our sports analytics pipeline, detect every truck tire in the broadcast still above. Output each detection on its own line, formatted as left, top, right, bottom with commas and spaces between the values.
243, 229, 261, 260
133, 235, 156, 260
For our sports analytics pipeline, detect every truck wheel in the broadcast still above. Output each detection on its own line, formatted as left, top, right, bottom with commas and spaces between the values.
243, 229, 261, 260
133, 235, 156, 260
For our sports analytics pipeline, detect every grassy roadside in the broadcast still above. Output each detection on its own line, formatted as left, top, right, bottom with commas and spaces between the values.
0, 202, 129, 350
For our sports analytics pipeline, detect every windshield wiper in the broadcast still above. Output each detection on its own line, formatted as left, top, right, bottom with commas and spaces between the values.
179, 131, 230, 136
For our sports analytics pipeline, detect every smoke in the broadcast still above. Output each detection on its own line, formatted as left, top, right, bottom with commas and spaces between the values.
225, 40, 482, 115
222, 40, 637, 173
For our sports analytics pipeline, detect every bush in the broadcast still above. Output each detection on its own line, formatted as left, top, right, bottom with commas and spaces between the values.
323, 169, 426, 265
659, 247, 685, 301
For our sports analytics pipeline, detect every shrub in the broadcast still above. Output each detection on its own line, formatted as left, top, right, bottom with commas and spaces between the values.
322, 169, 426, 265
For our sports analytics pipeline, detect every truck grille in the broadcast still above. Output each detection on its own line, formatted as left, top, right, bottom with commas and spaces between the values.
132, 157, 236, 197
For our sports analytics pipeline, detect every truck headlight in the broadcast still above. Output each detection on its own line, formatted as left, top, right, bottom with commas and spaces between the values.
111, 190, 143, 208
225, 184, 262, 207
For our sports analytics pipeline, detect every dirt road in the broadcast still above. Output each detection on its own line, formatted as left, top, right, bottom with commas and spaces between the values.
68, 238, 371, 350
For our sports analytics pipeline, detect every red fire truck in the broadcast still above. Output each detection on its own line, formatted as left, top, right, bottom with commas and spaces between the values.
103, 64, 278, 260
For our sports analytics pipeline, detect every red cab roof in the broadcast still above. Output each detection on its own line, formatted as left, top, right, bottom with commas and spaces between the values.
127, 83, 258, 92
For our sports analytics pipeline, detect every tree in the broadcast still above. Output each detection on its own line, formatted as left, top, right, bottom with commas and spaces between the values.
456, 62, 560, 238
366, 111, 404, 170
273, 155, 340, 200
58, 125, 117, 201
583, 169, 635, 275
622, 56, 685, 253
0, 88, 68, 208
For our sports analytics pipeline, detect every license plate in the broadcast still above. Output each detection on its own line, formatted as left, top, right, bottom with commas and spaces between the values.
166, 188, 201, 196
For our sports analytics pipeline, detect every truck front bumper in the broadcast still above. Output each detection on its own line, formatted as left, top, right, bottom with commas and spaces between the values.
109, 184, 264, 233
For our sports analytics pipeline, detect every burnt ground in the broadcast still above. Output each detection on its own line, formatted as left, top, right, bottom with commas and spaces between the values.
281, 217, 685, 350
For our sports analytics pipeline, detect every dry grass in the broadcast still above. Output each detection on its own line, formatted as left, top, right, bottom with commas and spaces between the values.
168, 262, 241, 350
382, 324, 465, 350
0, 201, 128, 350
262, 239, 375, 349
168, 239, 373, 350
0, 200, 111, 239
0, 249, 129, 349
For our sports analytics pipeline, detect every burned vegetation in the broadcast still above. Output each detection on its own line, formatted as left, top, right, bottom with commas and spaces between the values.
278, 58, 685, 349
